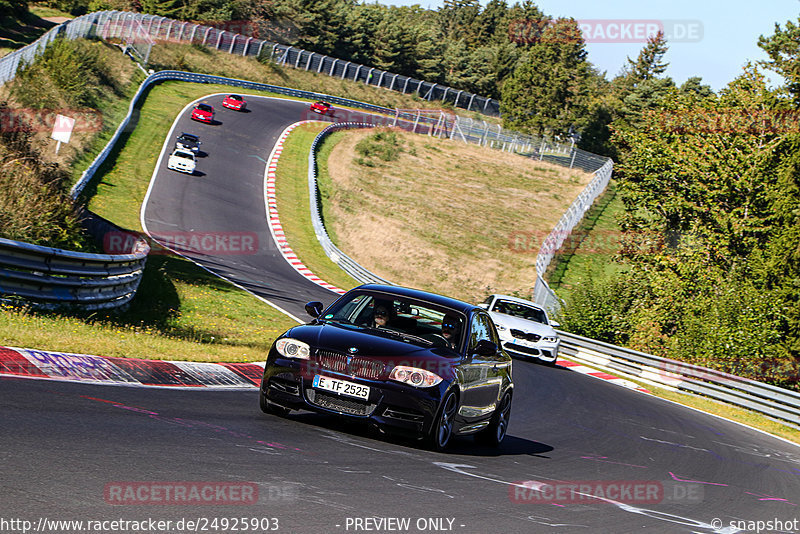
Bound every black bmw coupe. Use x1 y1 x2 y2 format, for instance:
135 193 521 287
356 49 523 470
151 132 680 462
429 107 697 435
259 284 513 451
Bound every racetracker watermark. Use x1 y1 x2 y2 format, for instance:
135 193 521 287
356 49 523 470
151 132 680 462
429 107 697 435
103 231 259 256
508 229 625 256
510 480 704 504
104 482 258 505
654 108 800 135
0 108 102 133
509 19 703 44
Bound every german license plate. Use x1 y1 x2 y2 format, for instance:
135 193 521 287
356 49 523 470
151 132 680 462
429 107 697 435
514 337 538 348
313 375 370 400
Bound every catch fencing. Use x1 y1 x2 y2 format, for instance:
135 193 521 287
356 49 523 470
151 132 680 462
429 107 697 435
559 330 800 428
0 10 499 116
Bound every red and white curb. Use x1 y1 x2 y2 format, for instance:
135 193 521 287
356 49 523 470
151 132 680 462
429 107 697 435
557 358 652 394
264 121 347 295
0 346 264 389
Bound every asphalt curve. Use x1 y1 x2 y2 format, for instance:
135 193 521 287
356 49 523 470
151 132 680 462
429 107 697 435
2 362 799 533
141 94 340 320
2 95 798 533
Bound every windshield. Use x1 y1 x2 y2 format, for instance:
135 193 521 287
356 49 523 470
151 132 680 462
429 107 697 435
322 292 465 351
492 299 548 324
197 104 212 112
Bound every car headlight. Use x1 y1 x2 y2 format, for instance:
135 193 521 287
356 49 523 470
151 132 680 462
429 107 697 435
495 324 507 331
389 366 442 387
542 336 559 343
275 338 311 360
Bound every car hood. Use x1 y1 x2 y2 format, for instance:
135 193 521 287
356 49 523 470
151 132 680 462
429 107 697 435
284 323 459 372
488 312 556 336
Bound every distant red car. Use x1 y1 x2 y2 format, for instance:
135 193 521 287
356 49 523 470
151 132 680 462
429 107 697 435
191 103 215 123
222 94 247 111
310 101 332 115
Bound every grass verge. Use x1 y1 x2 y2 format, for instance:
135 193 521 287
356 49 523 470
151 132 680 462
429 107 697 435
547 180 629 302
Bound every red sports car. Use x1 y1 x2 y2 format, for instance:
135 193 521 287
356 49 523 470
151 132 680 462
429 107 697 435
222 94 247 111
191 103 215 123
310 101 332 115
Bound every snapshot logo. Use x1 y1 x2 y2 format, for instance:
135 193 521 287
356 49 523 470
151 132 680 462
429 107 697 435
510 480 704 505
104 482 257 505
0 108 102 133
508 19 703 44
103 231 259 256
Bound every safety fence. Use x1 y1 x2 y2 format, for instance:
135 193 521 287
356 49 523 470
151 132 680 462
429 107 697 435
559 330 800 427
0 211 149 310
0 10 499 116
307 123 389 285
0 9 612 177
533 159 614 313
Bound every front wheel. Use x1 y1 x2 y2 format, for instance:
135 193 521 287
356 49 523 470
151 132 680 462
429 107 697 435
476 390 512 447
428 390 458 452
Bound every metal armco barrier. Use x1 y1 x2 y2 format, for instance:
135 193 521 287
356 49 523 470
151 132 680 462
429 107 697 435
0 215 149 310
307 123 390 285
558 330 800 427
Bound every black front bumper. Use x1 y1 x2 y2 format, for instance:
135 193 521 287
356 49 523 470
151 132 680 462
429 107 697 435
262 358 446 438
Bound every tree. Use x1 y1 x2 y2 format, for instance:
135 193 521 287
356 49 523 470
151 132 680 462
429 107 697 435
758 18 800 103
500 17 591 136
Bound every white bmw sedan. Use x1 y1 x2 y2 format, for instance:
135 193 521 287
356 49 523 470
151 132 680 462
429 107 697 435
480 294 560 365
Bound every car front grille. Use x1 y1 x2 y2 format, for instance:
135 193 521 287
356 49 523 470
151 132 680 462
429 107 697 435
504 342 541 356
306 389 376 416
315 350 386 380
510 329 541 342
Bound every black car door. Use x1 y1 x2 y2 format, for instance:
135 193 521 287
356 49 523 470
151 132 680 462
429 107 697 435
458 311 505 422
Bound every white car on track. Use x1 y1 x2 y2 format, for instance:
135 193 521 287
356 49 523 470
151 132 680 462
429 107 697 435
167 149 197 174
480 294 561 365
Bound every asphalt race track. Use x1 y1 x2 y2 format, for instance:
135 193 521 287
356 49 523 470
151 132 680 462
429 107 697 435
141 95 339 320
2 94 799 534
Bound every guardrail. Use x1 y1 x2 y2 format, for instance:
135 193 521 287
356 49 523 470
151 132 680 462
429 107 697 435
558 330 800 427
307 123 390 285
0 212 149 310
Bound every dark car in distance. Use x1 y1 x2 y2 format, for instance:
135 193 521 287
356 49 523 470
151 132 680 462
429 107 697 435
259 284 513 451
175 132 201 154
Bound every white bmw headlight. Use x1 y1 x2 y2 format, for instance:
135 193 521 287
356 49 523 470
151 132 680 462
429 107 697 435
275 338 311 360
495 323 507 331
542 336 559 343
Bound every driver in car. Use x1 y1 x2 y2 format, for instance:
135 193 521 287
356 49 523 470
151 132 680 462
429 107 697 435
441 315 461 350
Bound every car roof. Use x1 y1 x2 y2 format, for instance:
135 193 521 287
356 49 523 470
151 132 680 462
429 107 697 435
178 132 198 138
353 284 478 315
489 294 543 308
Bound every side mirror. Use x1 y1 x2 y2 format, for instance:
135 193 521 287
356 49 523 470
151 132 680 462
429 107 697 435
305 301 324 318
550 321 561 328
474 339 498 357
478 303 489 310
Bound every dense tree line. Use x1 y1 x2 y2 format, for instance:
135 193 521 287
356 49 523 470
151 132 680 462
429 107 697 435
560 26 800 389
